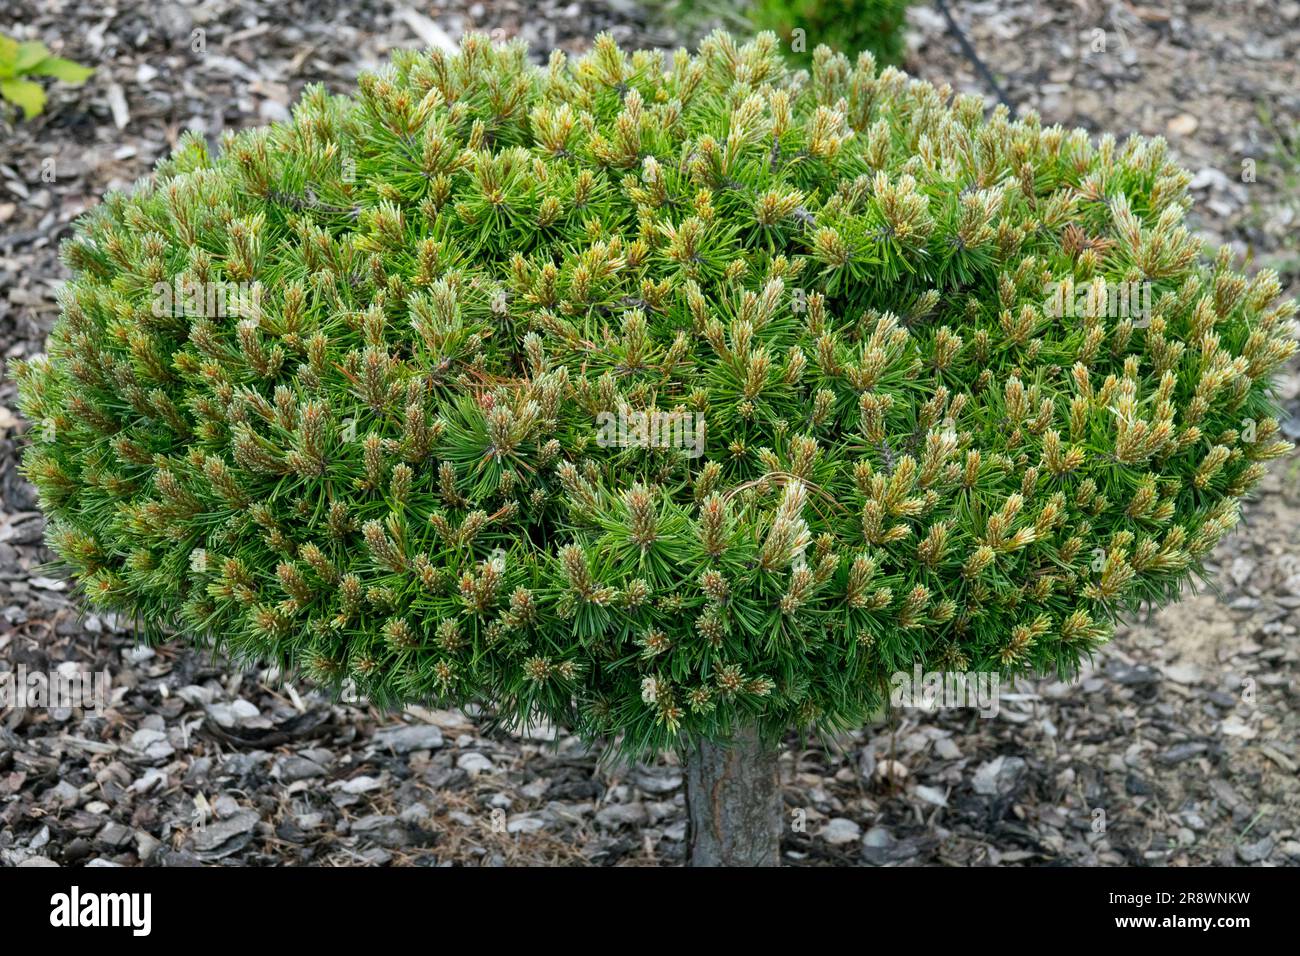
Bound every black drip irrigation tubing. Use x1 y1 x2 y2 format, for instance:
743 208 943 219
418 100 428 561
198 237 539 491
933 0 1015 111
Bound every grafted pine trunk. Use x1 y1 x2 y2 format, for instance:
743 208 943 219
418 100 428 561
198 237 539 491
685 724 781 867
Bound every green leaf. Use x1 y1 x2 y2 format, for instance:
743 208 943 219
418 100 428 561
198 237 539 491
16 41 51 72
0 34 19 79
1 78 47 118
27 56 94 85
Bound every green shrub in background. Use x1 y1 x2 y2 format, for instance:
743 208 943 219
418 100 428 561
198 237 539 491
749 0 912 68
14 32 1298 762
653 0 912 68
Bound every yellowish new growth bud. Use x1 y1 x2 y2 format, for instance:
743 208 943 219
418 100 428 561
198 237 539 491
897 584 930 629
363 518 407 572
1193 444 1230 489
845 554 878 608
625 483 659 547
919 428 957 488
917 520 951 568
963 545 995 579
760 480 811 572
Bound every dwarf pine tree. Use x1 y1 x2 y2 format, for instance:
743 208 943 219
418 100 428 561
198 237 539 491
14 31 1298 863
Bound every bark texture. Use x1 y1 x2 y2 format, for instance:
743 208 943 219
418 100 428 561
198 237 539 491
684 724 781 867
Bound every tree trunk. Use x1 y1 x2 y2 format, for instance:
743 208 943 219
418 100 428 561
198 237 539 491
684 724 781 867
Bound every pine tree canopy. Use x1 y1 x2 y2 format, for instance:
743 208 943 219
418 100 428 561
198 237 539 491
14 31 1298 757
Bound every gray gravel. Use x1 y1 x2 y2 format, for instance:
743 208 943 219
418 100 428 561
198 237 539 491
1 0 1298 866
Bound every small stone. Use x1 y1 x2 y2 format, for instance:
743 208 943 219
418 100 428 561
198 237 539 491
1259 745 1298 773
972 756 1026 796
352 814 399 836
135 831 162 861
97 821 133 848
186 755 224 787
521 779 550 800
336 775 382 795
212 794 241 819
259 99 290 123
456 752 494 775
1158 742 1208 765
191 809 259 854
1210 779 1244 810
507 814 546 834
862 826 894 849
860 826 903 865
372 723 444 753
634 768 683 794
278 756 326 782
131 769 167 795
819 818 861 845
595 802 648 828
46 780 81 808
914 784 948 807
177 684 217 706
933 737 962 760
63 839 93 863
1126 772 1153 795
1219 715 1257 739
128 728 174 761
1228 556 1256 586
399 803 430 825
204 703 239 728
1237 837 1274 863
1109 664 1159 686
230 699 261 723
1161 662 1203 685
523 721 560 742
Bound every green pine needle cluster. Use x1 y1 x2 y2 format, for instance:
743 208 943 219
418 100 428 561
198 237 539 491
14 31 1298 758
